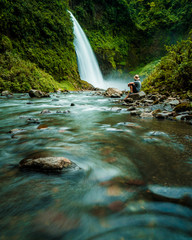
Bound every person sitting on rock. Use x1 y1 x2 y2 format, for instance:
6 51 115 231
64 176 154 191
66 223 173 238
124 74 141 100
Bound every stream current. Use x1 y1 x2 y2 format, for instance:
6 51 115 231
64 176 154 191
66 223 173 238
0 91 192 240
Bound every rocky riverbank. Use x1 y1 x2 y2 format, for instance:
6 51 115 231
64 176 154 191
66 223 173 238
96 88 192 125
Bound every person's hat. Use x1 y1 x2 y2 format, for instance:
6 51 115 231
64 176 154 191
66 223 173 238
134 74 139 79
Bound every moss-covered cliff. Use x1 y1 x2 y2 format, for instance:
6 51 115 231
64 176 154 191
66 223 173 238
0 0 82 92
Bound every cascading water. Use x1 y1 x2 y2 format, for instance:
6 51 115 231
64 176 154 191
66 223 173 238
69 11 105 89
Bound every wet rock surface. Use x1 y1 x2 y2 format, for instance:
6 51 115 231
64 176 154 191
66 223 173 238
19 156 73 172
29 89 50 98
104 88 123 98
1 90 13 97
118 91 192 125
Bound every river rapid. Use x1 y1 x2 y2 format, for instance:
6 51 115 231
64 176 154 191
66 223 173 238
0 91 192 240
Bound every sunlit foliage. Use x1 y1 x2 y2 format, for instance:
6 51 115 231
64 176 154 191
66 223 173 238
142 31 192 94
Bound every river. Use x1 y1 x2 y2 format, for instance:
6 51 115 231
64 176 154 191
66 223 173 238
0 91 192 240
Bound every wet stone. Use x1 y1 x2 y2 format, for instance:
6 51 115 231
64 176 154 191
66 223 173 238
37 124 48 129
41 109 51 114
127 106 136 111
27 118 40 124
163 103 173 112
147 131 169 138
168 99 180 105
130 110 143 116
63 110 70 114
9 129 25 135
124 98 134 103
111 94 121 98
1 90 13 97
155 112 171 119
29 89 50 98
129 91 146 100
140 112 153 118
104 88 123 98
175 114 192 121
19 156 73 172
143 99 154 104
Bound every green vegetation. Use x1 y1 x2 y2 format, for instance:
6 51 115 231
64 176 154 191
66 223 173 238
0 48 61 92
142 31 192 94
129 59 161 78
0 0 81 92
71 0 192 74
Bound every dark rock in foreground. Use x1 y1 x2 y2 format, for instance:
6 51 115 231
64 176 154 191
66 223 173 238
29 89 50 98
19 157 72 172
119 91 192 124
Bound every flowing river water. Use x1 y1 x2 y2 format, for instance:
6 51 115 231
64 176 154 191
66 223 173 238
0 91 192 240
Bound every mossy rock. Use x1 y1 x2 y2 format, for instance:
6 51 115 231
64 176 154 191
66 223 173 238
152 109 162 116
174 102 192 113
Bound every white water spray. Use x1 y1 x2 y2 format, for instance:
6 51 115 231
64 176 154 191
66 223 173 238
69 11 104 89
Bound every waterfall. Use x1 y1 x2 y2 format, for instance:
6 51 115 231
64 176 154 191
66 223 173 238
69 11 104 89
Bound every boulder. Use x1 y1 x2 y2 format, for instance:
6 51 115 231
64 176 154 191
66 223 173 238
29 89 50 98
148 94 158 101
129 91 146 100
19 156 72 171
155 112 172 119
175 114 192 121
152 109 162 117
168 99 180 106
127 106 136 111
27 118 40 124
163 103 173 112
104 88 123 98
124 98 134 103
140 112 153 118
9 129 25 134
130 110 143 116
143 99 154 104
41 109 51 114
174 102 192 113
1 90 13 97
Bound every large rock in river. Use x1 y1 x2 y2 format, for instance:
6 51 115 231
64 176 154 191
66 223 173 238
1 90 13 97
29 89 50 98
104 88 123 98
129 91 146 100
19 157 72 172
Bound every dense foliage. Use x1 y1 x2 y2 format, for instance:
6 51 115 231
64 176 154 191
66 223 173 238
0 0 82 92
0 46 61 92
71 0 192 74
142 31 192 95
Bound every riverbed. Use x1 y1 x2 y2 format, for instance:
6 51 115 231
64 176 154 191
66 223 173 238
0 91 192 240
